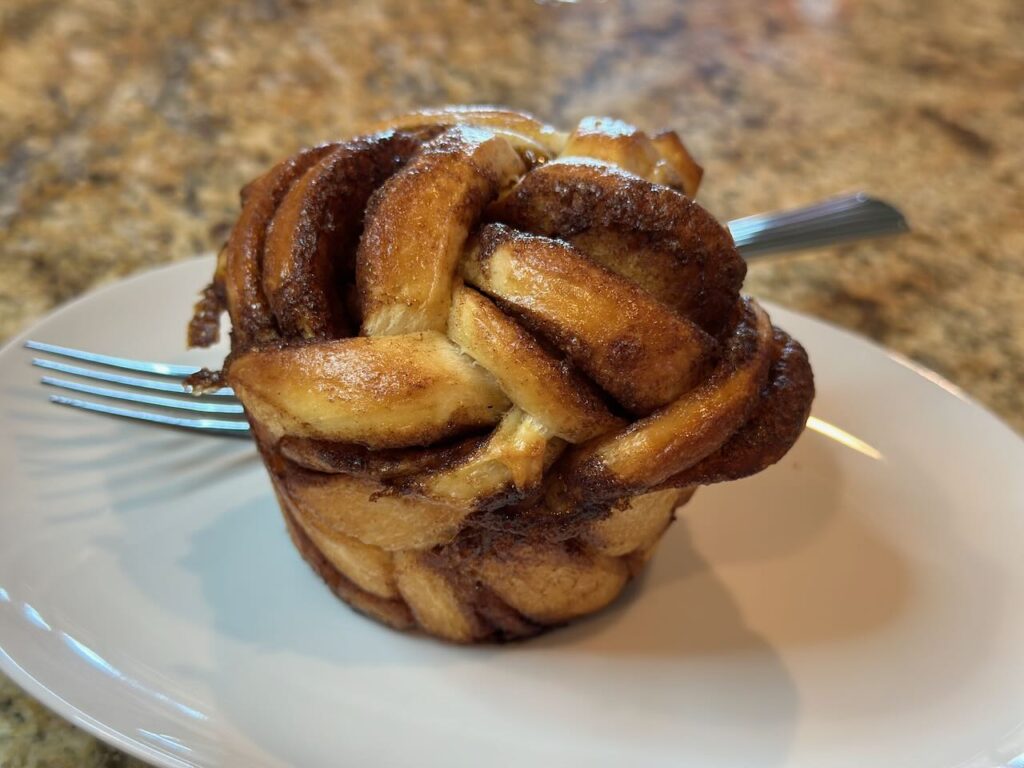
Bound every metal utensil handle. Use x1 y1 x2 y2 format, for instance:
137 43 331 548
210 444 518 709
728 193 909 259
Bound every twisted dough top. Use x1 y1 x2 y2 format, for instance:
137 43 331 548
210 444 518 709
190 106 813 524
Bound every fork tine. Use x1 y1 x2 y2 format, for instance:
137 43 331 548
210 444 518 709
32 358 238 398
49 395 252 436
25 340 201 378
41 377 246 414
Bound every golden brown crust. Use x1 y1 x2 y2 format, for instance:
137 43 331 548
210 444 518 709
560 116 663 179
224 144 337 349
661 329 814 488
278 467 468 550
447 284 621 441
356 126 525 336
193 106 815 643
290 503 399 599
649 130 704 197
227 332 509 448
582 488 683 557
278 433 488 480
262 130 433 340
463 223 716 414
278 456 699 642
461 536 630 625
556 117 702 196
395 407 562 511
370 105 567 158
278 487 415 630
488 159 745 334
558 299 774 498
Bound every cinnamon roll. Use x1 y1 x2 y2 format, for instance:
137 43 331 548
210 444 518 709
189 106 814 643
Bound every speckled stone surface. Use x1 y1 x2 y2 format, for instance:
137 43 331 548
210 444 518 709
1 0 1021 764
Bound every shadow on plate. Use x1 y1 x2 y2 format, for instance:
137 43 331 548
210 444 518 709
528 431 910 656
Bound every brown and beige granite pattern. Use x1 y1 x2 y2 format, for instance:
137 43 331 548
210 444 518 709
1 0 1021 764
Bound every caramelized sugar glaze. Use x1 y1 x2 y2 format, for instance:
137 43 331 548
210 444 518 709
189 107 814 642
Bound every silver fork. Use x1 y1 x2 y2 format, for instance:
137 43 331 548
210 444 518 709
27 342 251 437
26 193 907 437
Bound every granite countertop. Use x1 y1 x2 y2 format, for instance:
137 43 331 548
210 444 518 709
1 0 1021 764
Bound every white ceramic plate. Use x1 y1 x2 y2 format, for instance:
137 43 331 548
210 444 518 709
1 256 1023 768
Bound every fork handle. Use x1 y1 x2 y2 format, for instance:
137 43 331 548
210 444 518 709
728 193 909 259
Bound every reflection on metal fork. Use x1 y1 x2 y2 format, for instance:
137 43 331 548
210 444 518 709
31 357 236 396
26 341 250 437
40 376 244 414
25 192 908 436
24 340 201 377
728 193 908 258
46 396 252 436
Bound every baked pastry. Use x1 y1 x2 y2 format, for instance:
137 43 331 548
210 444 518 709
188 106 814 643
